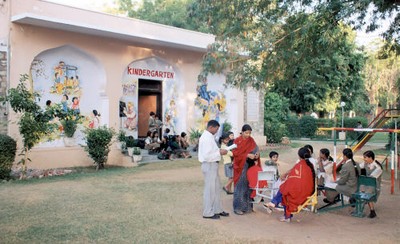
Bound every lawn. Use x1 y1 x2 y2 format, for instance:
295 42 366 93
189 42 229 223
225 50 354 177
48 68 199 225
0 160 233 243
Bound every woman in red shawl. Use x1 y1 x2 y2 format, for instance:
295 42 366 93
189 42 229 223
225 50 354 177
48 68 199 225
264 147 315 222
232 124 261 215
232 124 260 185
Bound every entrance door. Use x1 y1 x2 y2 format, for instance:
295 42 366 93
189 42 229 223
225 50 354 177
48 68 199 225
138 79 162 138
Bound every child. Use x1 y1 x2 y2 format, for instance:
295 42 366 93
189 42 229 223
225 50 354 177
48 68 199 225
265 151 280 179
220 133 234 194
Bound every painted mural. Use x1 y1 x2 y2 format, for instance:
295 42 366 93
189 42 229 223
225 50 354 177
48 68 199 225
30 45 107 147
163 79 178 135
194 76 227 131
119 79 138 137
121 57 182 137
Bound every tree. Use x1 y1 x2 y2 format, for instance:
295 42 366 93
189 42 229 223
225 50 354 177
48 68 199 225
0 74 57 178
190 1 368 113
117 0 209 32
274 0 400 53
364 40 400 114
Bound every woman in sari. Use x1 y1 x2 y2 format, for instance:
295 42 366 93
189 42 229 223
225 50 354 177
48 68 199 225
264 147 315 222
232 124 260 215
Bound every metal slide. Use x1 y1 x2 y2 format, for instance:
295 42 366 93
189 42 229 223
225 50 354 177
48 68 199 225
350 109 400 153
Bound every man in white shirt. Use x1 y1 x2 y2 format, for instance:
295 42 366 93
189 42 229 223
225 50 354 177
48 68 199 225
199 120 229 219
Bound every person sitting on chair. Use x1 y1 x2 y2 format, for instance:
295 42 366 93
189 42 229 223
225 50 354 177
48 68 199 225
324 148 359 204
317 148 334 187
264 147 315 222
360 150 383 218
247 158 267 204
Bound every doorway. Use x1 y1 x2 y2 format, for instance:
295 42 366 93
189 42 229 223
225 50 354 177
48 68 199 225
138 79 162 138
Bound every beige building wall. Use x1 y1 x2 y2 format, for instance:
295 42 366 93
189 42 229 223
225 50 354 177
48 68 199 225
2 0 265 169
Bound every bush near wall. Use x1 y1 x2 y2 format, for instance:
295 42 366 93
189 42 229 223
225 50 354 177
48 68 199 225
0 134 17 179
265 121 287 143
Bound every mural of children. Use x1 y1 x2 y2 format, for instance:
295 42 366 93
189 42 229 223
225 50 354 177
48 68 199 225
61 94 69 112
164 99 177 134
71 96 80 114
89 110 101 129
124 102 137 131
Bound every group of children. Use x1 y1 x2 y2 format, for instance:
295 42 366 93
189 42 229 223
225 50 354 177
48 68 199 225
219 139 383 220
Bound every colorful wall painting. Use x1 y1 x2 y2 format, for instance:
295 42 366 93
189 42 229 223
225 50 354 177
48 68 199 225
119 79 138 137
194 75 228 131
122 57 183 137
30 45 107 147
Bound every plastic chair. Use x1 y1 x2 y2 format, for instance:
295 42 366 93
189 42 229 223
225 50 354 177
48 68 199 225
351 176 377 218
293 182 318 214
251 168 279 203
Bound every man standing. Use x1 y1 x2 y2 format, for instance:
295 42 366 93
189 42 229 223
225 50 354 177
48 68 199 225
199 120 229 219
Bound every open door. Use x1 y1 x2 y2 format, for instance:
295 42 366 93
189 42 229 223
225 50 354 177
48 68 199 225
138 79 162 138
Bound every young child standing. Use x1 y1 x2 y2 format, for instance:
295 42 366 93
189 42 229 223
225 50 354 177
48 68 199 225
220 133 234 195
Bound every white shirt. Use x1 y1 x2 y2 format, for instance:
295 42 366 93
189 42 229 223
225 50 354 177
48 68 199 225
359 161 383 178
198 130 221 163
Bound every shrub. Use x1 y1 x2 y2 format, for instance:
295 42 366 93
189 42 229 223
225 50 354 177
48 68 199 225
264 92 290 142
0 134 17 179
84 126 115 170
285 114 300 138
299 115 317 138
265 121 287 143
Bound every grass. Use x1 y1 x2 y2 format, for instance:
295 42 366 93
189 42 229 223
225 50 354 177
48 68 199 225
0 160 237 244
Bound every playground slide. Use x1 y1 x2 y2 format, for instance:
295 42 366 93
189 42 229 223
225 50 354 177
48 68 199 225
351 109 400 153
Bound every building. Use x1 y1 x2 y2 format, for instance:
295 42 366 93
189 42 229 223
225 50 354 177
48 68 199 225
0 0 265 168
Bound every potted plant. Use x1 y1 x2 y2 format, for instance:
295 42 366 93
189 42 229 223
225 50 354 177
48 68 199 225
83 126 115 170
125 135 137 156
132 146 142 163
189 128 202 152
59 107 82 146
116 129 126 150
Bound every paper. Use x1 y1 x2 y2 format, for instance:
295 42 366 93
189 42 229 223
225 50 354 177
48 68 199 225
324 182 337 189
226 144 237 151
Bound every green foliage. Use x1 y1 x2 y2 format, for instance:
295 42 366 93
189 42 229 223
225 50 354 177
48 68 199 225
117 130 126 142
133 147 141 155
1 74 57 178
285 114 301 138
299 115 318 138
222 121 232 133
84 126 115 170
189 128 202 144
191 1 368 114
125 136 137 148
57 107 84 138
264 92 289 143
118 0 209 32
0 134 17 179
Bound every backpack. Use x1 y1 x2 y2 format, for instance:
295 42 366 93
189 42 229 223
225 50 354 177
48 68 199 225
157 150 170 160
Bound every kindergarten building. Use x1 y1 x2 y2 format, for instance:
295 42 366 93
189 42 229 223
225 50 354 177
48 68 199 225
0 0 265 168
